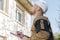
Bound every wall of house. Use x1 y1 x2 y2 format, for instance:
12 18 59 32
0 0 32 40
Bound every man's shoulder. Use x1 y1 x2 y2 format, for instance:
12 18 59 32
33 16 49 24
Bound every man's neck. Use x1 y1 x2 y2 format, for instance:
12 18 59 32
33 13 43 18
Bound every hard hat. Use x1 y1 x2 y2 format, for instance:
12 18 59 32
31 0 48 13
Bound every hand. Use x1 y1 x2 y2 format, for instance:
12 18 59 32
29 7 36 15
16 31 24 38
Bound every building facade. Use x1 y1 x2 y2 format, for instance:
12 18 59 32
0 0 32 40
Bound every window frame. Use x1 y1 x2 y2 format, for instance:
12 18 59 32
15 0 26 25
0 0 9 14
16 7 22 22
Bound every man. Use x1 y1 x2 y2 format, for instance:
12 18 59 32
29 0 54 40
16 0 54 40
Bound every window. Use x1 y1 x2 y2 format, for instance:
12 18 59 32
16 0 25 24
0 0 3 10
0 0 8 12
16 8 21 22
16 7 25 24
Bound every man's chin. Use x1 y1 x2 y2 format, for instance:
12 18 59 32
30 13 34 15
29 12 35 15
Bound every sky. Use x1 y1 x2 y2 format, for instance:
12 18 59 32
29 0 60 34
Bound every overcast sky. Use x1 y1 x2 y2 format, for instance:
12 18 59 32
29 0 60 34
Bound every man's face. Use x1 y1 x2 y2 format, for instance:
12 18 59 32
30 4 42 15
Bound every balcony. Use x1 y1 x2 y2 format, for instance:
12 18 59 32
16 0 32 12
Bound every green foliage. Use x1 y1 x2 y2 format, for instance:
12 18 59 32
54 33 60 40
58 38 60 40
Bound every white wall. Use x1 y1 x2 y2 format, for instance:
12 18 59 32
0 0 20 40
24 11 32 37
0 0 32 40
